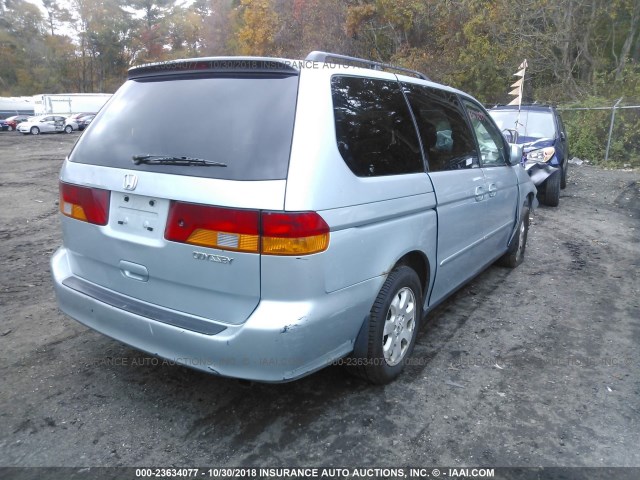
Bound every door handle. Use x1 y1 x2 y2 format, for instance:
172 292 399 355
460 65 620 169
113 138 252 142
488 183 497 197
475 186 485 201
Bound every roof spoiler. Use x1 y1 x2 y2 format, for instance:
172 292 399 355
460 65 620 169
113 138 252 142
128 57 300 79
305 51 429 81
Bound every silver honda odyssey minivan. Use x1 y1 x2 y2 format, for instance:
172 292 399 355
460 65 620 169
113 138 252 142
51 52 536 384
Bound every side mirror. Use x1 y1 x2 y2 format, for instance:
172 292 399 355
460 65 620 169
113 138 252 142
508 144 523 166
502 128 517 144
560 131 566 141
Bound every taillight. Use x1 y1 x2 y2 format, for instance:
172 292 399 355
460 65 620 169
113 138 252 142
165 202 260 253
164 202 329 256
261 211 329 255
59 182 110 225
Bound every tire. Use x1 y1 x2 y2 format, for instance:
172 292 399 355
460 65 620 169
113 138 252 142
560 159 568 189
497 202 530 268
64 125 73 134
541 170 560 207
349 265 422 384
30 126 40 135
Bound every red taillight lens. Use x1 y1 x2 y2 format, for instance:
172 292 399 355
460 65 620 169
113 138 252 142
59 182 110 225
261 212 329 238
163 202 330 256
261 211 329 255
165 202 260 253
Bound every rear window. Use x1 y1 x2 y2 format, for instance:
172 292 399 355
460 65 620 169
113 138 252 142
490 109 556 140
69 74 299 180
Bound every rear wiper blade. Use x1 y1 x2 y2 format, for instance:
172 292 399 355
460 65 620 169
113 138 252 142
132 154 226 167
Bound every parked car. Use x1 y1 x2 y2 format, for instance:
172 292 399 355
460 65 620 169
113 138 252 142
489 104 569 207
4 115 31 131
51 52 537 384
18 115 66 135
64 112 95 133
76 114 95 130
0 119 8 131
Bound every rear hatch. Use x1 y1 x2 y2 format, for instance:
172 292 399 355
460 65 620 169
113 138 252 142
60 60 300 325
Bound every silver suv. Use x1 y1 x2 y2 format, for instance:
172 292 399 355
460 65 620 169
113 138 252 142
51 52 536 384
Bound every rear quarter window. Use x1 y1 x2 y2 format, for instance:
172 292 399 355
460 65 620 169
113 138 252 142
331 75 423 177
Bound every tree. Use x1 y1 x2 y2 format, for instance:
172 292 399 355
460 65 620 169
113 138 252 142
199 0 236 56
0 0 47 94
70 0 134 92
272 0 352 58
611 0 640 80
129 0 173 63
167 3 208 57
42 0 72 36
236 0 278 55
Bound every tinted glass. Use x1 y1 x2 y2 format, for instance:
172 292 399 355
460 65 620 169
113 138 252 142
331 76 423 177
464 101 507 167
69 74 299 180
402 83 478 172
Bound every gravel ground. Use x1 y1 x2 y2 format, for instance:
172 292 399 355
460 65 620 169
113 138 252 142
0 132 639 469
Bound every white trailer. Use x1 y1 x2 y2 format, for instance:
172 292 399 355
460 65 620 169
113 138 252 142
0 97 35 118
32 93 112 116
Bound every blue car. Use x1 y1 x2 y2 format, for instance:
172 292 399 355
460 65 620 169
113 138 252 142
0 119 9 131
489 104 569 207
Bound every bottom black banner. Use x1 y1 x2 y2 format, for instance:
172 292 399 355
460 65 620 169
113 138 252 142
1 467 638 480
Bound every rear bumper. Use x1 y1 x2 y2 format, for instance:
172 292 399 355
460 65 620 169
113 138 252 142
51 247 380 382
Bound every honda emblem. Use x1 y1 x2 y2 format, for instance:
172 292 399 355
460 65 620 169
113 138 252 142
123 174 138 191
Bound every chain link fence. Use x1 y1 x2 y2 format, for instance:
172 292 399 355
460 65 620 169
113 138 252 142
558 100 640 167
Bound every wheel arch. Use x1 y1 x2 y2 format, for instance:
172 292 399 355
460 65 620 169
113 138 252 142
352 250 430 361
395 250 430 298
526 191 535 207
507 192 535 251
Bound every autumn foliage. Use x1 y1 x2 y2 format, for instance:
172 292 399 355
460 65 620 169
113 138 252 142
0 0 638 106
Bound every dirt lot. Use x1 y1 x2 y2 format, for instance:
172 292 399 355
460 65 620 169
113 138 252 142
0 131 639 469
